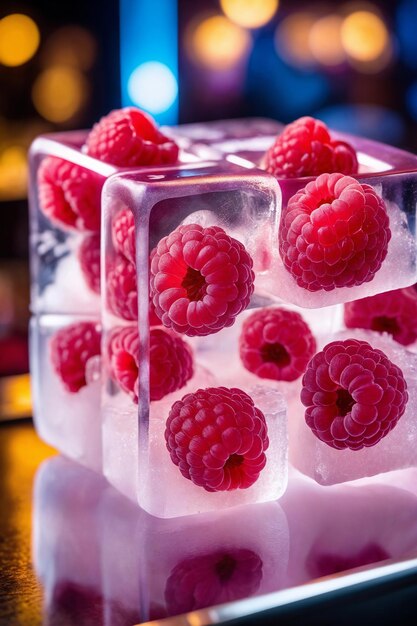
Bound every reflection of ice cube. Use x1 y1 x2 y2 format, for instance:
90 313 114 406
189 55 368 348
290 329 417 484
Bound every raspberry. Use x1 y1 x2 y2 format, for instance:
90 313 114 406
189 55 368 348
106 254 138 320
37 156 103 231
300 339 408 450
84 106 179 167
150 224 255 337
308 544 389 579
264 117 358 179
78 233 101 294
50 321 101 393
279 173 391 292
108 326 193 402
239 307 316 382
111 206 136 264
165 387 269 491
345 288 417 347
165 548 262 614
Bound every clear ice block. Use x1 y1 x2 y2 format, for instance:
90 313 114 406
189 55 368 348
290 329 417 484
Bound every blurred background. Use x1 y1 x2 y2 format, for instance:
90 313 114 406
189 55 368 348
1 0 417 417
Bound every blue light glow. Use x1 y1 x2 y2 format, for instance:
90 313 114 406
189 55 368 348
406 82 417 121
120 0 178 124
397 0 417 68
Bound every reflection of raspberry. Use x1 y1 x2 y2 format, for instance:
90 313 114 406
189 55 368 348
264 117 358 178
165 387 269 491
344 288 417 346
150 224 254 337
165 549 263 614
38 156 103 231
301 339 408 450
78 233 101 294
50 321 101 393
111 207 136 264
279 173 391 292
85 107 179 167
106 254 138 320
108 326 193 402
239 308 316 381
308 544 389 579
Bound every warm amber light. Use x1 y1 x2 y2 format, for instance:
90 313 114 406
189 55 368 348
189 15 251 70
41 26 97 70
220 0 279 29
0 374 31 420
0 146 28 200
32 66 88 123
341 10 389 62
275 12 316 66
309 15 345 66
0 14 40 67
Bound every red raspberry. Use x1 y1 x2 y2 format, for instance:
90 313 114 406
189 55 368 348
111 206 136 264
264 117 358 179
108 326 193 402
150 224 255 337
345 287 417 347
50 321 101 393
300 338 408 451
279 173 391 292
37 156 103 231
84 106 179 167
106 254 138 320
239 307 316 382
78 233 101 294
165 548 262 614
165 387 269 491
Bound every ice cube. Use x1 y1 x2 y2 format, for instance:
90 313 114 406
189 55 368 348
290 329 417 484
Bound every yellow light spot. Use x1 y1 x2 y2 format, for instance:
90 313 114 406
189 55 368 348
341 10 389 62
32 66 88 123
0 146 28 200
188 15 251 70
41 26 97 70
275 12 316 67
309 15 345 66
220 0 279 29
0 14 40 67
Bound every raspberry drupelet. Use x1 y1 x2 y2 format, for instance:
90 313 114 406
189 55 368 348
78 233 101 294
279 173 391 292
106 254 138 320
150 224 255 337
165 549 262 614
107 326 193 403
301 339 408 451
111 206 136 265
264 116 358 179
165 387 269 492
38 156 103 231
344 287 417 346
239 307 316 382
84 107 179 167
50 321 101 393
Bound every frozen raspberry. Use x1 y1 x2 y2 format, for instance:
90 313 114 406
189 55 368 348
264 117 358 179
279 173 391 292
239 307 316 382
165 548 262 614
111 206 136 264
38 156 103 231
108 326 193 402
78 233 101 294
165 387 269 491
301 338 408 451
150 224 255 337
50 321 101 393
106 254 137 320
344 288 417 347
84 106 179 167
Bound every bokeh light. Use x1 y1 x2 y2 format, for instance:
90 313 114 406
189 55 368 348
274 13 316 67
187 15 251 70
309 15 345 66
41 26 97 70
406 82 417 122
341 10 389 63
32 66 88 123
220 0 279 29
316 104 404 144
0 14 40 67
0 146 28 200
127 61 178 114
